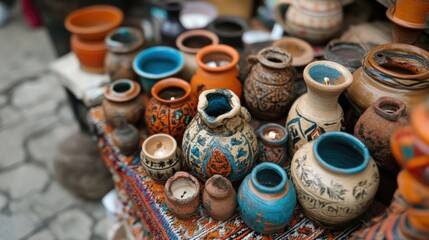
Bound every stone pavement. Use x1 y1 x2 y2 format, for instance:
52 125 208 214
0 5 113 240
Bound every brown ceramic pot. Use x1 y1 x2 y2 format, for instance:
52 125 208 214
256 123 289 166
202 174 237 221
190 44 242 98
112 118 140 156
271 37 314 67
244 46 295 120
164 171 200 219
71 35 107 73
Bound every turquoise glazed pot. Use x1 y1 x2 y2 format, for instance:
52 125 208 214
133 46 184 95
237 162 297 234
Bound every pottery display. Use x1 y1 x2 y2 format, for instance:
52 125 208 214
237 162 297 234
141 134 182 182
323 41 366 73
190 44 242 98
102 79 144 127
207 16 248 48
256 123 288 166
160 1 186 47
133 46 184 96
164 171 200 218
272 37 314 67
70 35 107 73
274 0 343 43
207 0 254 19
145 78 197 144
202 175 237 221
291 132 379 229
244 46 295 120
112 118 140 156
182 89 258 182
176 30 219 81
180 1 218 30
347 43 429 115
286 60 353 156
105 27 144 81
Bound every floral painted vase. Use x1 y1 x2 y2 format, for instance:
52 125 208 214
182 89 258 182
291 132 379 229
237 162 297 234
256 123 289 166
203 174 237 221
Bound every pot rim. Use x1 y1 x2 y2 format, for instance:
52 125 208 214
195 44 239 73
251 162 288 194
176 30 219 54
303 60 353 93
204 174 232 199
208 15 247 37
133 46 184 79
272 37 314 67
104 79 140 102
374 96 406 122
198 89 241 127
257 123 288 145
165 171 200 204
151 78 192 104
105 27 144 53
386 5 427 29
256 47 292 69
142 133 177 160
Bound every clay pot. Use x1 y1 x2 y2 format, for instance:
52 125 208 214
112 119 140 156
71 34 107 73
145 78 197 144
323 41 366 73
256 123 289 166
291 132 379 229
190 44 242 98
286 60 353 156
202 175 237 221
182 89 258 182
244 46 295 120
180 1 218 30
102 80 144 127
237 162 297 234
105 27 144 81
164 171 200 219
207 0 254 20
141 134 182 182
176 30 219 81
272 37 314 67
160 1 186 47
207 16 248 48
347 43 429 115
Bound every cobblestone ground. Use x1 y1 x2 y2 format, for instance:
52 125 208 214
0 6 113 240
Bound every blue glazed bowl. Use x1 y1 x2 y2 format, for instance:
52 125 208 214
133 46 184 95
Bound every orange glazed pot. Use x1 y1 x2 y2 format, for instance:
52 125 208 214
190 44 242 98
71 34 107 73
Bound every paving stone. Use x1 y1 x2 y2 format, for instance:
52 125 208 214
0 212 39 240
49 209 93 240
0 126 26 170
58 104 76 124
0 194 7 210
28 229 55 240
94 218 115 239
0 95 7 106
21 100 59 121
0 106 23 129
81 200 107 221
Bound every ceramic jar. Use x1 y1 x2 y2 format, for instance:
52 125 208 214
286 61 353 156
203 175 237 221
112 119 140 156
291 132 379 229
141 134 182 182
244 46 295 120
160 1 186 47
105 27 144 81
145 78 197 144
164 171 200 218
237 162 297 234
102 80 144 127
274 0 343 43
190 44 242 98
207 16 248 48
348 44 429 115
70 35 107 73
133 46 184 96
323 41 366 73
272 37 314 67
176 30 219 81
256 123 288 166
182 89 258 182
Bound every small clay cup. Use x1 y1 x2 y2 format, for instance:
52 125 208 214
203 175 237 221
272 37 314 67
71 34 107 73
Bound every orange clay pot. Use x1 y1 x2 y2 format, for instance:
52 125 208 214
71 34 107 73
190 44 242 98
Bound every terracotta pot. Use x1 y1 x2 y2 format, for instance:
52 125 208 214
190 44 242 98
112 119 140 156
347 43 429 115
202 175 237 221
164 171 200 219
105 27 144 81
160 1 186 47
141 134 182 182
272 37 314 67
207 0 254 19
145 78 197 144
386 0 429 29
102 80 144 127
323 41 366 73
244 46 295 120
71 34 107 73
176 30 219 81
256 123 289 166
286 60 353 156
207 16 248 48
291 132 379 229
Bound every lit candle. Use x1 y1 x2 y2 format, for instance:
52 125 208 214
171 178 197 200
324 77 330 85
263 129 282 141
170 97 175 101
268 131 277 140
153 142 169 157
158 87 186 101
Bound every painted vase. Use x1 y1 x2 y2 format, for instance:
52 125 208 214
202 174 237 221
112 118 140 156
207 16 248 48
145 78 197 144
244 46 295 120
286 60 353 156
102 80 144 128
105 27 144 81
160 1 186 47
182 89 258 182
237 162 297 234
141 134 182 182
190 44 242 98
256 123 288 166
291 132 379 229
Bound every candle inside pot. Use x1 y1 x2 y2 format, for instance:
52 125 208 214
153 142 170 158
263 128 284 141
309 64 346 86
171 178 197 200
158 87 186 101
206 60 231 68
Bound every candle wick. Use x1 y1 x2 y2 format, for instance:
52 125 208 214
170 97 175 101
324 77 330 85
181 191 187 198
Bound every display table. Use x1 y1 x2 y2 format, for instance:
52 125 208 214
89 106 386 239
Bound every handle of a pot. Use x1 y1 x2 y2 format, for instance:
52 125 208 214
246 55 258 72
274 0 294 32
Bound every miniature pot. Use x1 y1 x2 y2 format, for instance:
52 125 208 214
207 16 248 48
112 118 140 156
71 34 107 73
203 175 237 221
160 1 186 47
323 41 366 73
180 1 218 30
272 37 314 67
256 123 288 166
164 171 200 218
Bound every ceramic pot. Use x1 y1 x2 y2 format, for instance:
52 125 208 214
164 171 200 218
141 134 182 182
133 46 184 96
180 1 218 30
323 41 366 73
274 0 343 43
347 43 429 115
202 174 237 221
160 1 186 47
112 119 140 156
182 89 258 182
102 79 144 127
190 44 242 98
272 37 314 67
105 27 144 81
71 34 107 73
256 123 288 166
176 30 219 81
145 78 197 144
286 61 353 156
207 16 248 48
244 46 295 120
207 0 254 19
291 132 379 229
237 162 296 234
